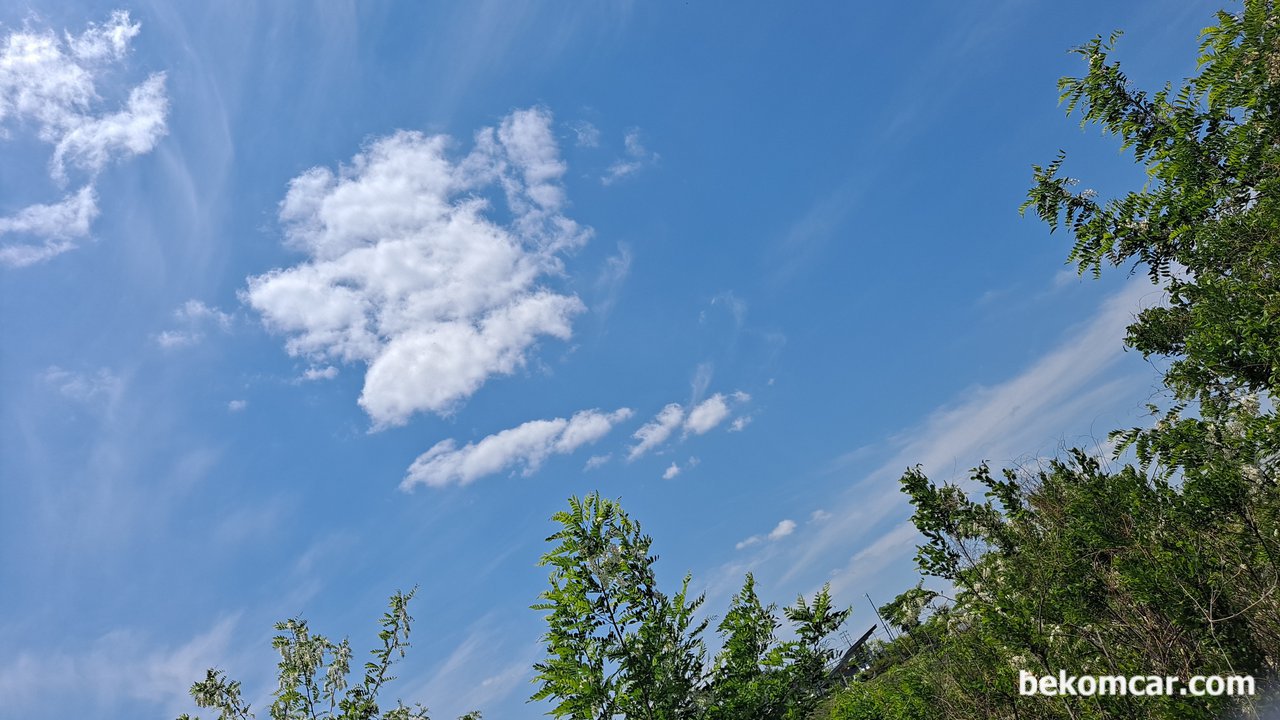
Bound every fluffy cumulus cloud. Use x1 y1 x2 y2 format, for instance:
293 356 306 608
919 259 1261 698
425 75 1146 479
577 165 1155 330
736 518 797 551
627 391 751 459
0 11 168 266
403 407 632 489
684 392 749 435
246 108 592 428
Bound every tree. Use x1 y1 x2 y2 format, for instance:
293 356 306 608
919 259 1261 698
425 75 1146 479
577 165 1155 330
177 589 480 720
825 3 1280 717
705 576 851 720
1022 0 1280 668
1022 0 1280 508
532 493 707 720
781 584 852 711
705 574 783 720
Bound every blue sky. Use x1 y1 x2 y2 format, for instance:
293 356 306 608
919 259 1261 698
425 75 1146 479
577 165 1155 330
0 2 1217 717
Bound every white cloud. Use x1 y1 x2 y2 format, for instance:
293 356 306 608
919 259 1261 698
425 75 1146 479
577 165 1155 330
0 617 237 717
710 291 748 328
690 362 714 402
684 391 750 435
809 509 832 523
736 518 798 550
685 394 731 435
0 187 97 266
826 521 921 603
627 403 685 460
779 279 1163 592
403 407 632 489
41 366 121 405
593 242 632 316
0 11 168 266
227 399 247 412
662 462 680 480
769 183 858 286
402 619 538 719
245 107 591 428
176 300 232 329
627 391 751 458
155 300 233 348
601 128 658 185
154 331 195 349
1052 267 1081 290
301 365 339 381
729 416 752 432
583 453 611 470
50 73 167 181
768 519 797 540
570 120 600 147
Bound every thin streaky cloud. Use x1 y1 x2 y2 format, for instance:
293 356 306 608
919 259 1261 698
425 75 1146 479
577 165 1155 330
601 128 658 185
777 279 1161 589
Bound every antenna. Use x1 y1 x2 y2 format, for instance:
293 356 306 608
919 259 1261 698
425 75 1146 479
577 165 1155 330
866 592 896 643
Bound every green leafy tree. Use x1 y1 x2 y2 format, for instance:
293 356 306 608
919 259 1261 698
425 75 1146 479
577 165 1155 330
705 574 785 720
1022 0 1280 520
703 576 852 720
824 3 1280 718
177 589 480 720
781 584 852 710
532 493 707 720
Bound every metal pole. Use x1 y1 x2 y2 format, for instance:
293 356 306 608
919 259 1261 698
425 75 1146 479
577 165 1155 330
866 592 896 643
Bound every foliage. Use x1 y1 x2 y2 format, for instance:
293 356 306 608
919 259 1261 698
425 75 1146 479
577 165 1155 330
531 493 709 720
825 2 1280 718
1021 0 1280 494
704 576 851 720
532 496 853 720
177 589 480 720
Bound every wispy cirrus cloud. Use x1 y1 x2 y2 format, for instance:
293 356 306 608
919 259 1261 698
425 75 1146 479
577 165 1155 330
300 365 339 382
601 128 658 185
0 11 168 266
592 242 632 317
776 279 1162 597
154 300 233 349
570 120 600 148
246 107 591 428
403 407 633 489
402 617 539 719
0 616 238 718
